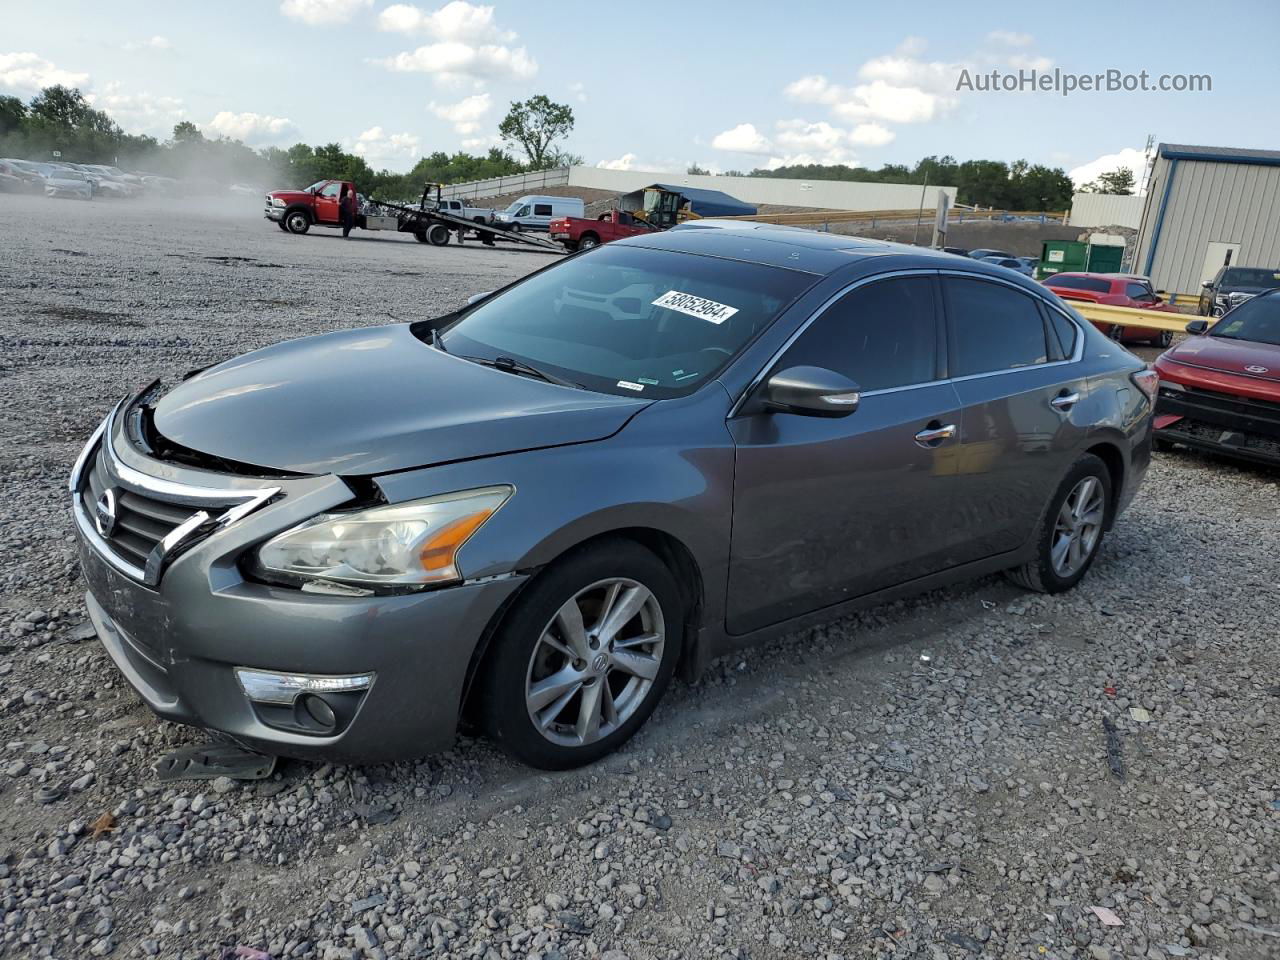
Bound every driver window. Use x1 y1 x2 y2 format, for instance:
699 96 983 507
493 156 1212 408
320 182 343 198
780 276 940 392
516 205 530 217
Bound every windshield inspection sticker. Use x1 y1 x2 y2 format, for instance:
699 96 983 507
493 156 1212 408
616 380 645 391
652 290 739 324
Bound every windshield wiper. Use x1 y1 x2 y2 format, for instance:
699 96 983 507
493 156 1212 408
460 354 582 389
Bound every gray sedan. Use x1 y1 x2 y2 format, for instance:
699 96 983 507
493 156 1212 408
71 222 1155 769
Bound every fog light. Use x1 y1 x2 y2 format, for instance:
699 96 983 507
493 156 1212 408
300 693 337 730
235 668 374 705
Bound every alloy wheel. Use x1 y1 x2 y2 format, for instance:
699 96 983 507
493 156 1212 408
1051 476 1105 578
524 577 665 747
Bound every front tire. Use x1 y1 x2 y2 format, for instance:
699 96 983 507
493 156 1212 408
1005 453 1112 594
284 210 310 234
480 540 683 769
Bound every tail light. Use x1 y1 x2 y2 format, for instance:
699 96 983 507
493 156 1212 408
1131 368 1159 404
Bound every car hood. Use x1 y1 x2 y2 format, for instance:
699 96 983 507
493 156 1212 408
151 324 651 476
1167 335 1280 382
267 189 312 202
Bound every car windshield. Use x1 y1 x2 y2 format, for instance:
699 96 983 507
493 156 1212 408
437 245 814 398
304 180 327 192
1211 294 1280 346
1222 267 1280 288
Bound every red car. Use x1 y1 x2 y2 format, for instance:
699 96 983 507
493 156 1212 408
1153 289 1280 466
1041 273 1179 347
549 209 655 252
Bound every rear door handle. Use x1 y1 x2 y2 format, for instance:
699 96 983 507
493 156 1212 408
914 423 956 447
1050 391 1080 411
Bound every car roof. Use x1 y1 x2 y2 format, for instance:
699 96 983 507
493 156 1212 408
617 219 976 276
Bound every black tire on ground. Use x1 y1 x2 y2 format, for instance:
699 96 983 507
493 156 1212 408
1152 330 1173 348
277 220 289 232
479 539 684 770
428 224 450 246
1153 436 1174 453
414 230 429 244
509 222 522 233
1005 452 1113 595
284 209 310 235
1107 324 1124 342
578 233 600 250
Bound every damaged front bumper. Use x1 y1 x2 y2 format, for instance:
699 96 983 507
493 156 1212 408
70 400 526 762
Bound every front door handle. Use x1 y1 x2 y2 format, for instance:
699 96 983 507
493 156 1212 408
1050 391 1081 411
914 423 956 447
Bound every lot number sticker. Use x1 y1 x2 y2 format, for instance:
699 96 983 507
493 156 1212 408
652 290 739 324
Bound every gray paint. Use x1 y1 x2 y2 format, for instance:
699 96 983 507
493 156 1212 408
71 227 1152 763
1134 145 1280 294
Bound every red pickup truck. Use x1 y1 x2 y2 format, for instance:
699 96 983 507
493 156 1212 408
549 209 656 252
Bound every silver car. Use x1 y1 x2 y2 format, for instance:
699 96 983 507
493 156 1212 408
71 223 1155 769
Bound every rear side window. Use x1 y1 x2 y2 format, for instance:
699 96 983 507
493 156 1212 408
945 277 1049 376
1125 282 1154 301
1046 306 1079 358
534 203 553 216
780 276 939 392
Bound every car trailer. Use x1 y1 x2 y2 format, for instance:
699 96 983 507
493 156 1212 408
365 184 564 253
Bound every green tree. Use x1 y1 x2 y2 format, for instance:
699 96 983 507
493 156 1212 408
0 95 26 135
687 162 710 175
171 120 205 144
1081 167 1135 195
498 94 574 169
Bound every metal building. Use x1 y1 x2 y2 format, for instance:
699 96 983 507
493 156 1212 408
1133 143 1280 295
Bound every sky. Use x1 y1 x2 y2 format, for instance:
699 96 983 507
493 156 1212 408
4 0 1279 189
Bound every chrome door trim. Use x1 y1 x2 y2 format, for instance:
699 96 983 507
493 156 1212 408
729 267 1086 418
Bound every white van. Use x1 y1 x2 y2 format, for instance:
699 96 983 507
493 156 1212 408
496 195 585 232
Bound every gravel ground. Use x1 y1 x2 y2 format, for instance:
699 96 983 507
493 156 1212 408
1 194 1278 960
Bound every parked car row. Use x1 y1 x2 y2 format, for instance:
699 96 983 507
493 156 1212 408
0 156 186 200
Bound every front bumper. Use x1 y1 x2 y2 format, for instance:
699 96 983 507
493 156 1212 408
1155 382 1280 466
72 406 526 762
264 206 284 222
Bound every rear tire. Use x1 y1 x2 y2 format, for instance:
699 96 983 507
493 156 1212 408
284 210 310 235
1152 330 1173 348
414 230 429 244
578 233 600 250
479 540 683 770
1005 453 1112 594
428 224 450 246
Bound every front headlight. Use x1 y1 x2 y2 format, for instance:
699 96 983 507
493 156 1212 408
256 486 512 589
272 197 286 207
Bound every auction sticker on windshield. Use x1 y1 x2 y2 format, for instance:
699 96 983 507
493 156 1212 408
652 290 739 324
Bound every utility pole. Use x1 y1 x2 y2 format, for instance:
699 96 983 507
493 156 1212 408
912 173 929 245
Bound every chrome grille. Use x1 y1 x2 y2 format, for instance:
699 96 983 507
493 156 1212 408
80 445 201 570
70 405 281 587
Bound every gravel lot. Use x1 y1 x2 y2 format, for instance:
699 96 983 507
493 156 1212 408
1 194 1278 960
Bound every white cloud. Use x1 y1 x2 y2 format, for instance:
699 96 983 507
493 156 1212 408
124 36 172 52
349 125 422 167
376 41 536 83
987 30 1033 46
375 2 532 85
711 123 773 154
89 83 185 134
712 118 890 168
0 52 90 94
205 111 298 145
787 73 953 125
597 153 639 171
569 81 587 103
377 1 513 41
1068 147 1149 191
428 92 491 134
280 0 372 26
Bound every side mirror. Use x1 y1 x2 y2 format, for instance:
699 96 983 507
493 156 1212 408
467 290 494 306
1201 280 1213 290
1185 319 1209 335
762 366 861 417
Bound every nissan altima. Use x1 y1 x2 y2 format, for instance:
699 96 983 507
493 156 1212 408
71 222 1155 769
